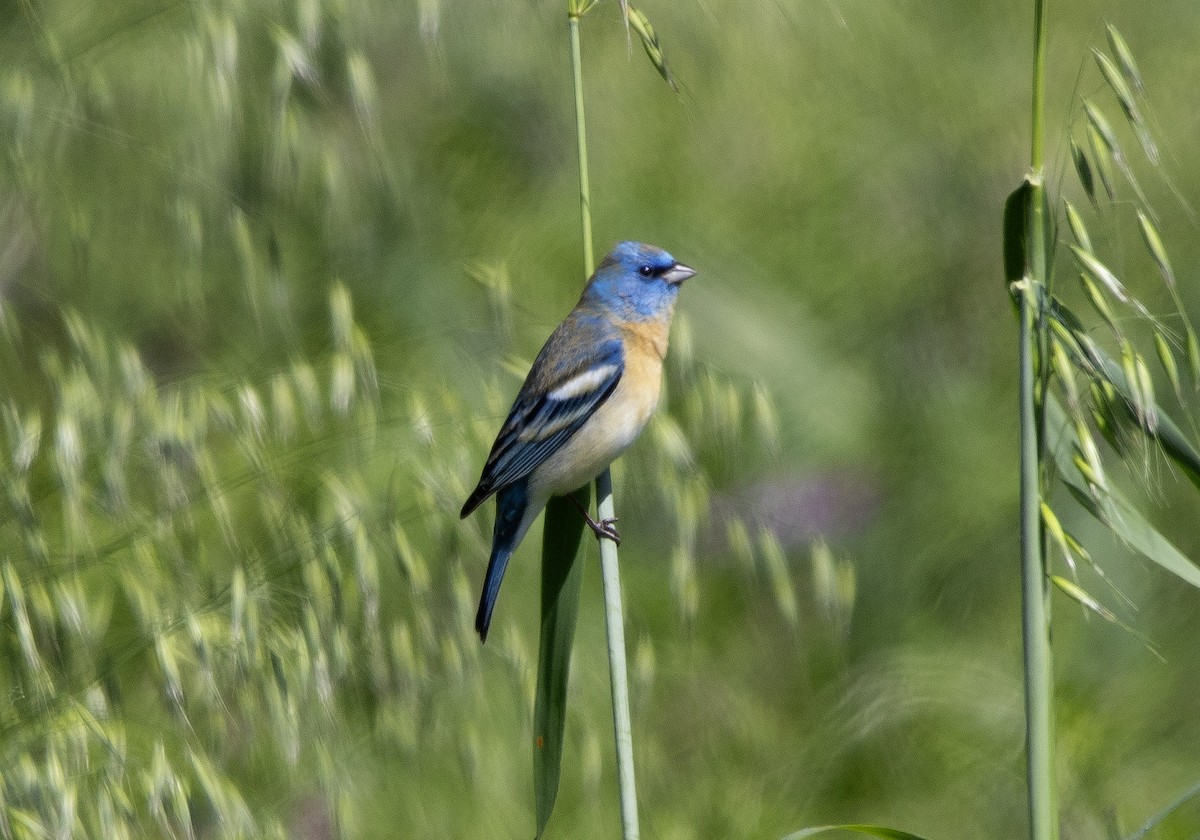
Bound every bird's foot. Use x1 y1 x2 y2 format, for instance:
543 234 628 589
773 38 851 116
585 515 622 546
569 492 622 545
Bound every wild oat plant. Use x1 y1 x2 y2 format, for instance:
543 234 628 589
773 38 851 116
1009 18 1200 840
0 271 789 838
0 3 802 836
1029 27 1200 642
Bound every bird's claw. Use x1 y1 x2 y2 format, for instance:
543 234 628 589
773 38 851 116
568 492 622 545
587 515 621 546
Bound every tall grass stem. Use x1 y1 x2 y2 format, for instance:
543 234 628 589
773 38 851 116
1019 288 1056 840
569 12 595 276
1021 1 1058 839
596 468 640 840
568 8 640 838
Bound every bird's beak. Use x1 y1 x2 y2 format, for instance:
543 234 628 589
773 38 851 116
662 262 696 286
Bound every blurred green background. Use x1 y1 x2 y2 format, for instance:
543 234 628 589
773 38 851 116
2 0 1200 837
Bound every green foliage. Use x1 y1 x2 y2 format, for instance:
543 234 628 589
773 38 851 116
1037 27 1200 605
1014 19 1200 840
534 492 589 838
782 827 934 840
0 291 389 837
1 1 1200 838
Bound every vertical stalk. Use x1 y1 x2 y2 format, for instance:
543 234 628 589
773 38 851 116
1020 1 1057 840
1019 289 1055 840
568 11 595 276
595 470 639 840
568 7 640 839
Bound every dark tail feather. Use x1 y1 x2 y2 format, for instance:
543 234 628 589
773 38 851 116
474 482 529 642
475 543 513 642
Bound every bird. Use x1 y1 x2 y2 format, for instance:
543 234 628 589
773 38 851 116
461 241 695 641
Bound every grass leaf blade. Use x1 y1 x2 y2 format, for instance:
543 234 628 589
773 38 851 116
1047 397 1200 589
781 825 936 840
533 490 590 838
1127 778 1200 840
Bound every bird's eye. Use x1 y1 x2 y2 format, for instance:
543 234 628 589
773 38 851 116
638 265 654 277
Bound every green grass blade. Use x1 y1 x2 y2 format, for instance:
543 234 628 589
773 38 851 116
781 825 936 840
1047 398 1200 590
1127 778 1200 840
1099 486 1200 589
533 489 590 838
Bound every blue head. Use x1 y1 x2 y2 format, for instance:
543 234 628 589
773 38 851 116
582 241 695 321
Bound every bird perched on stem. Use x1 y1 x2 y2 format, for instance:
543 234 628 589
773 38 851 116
461 241 695 641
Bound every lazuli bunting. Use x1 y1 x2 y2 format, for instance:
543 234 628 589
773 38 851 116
461 241 695 641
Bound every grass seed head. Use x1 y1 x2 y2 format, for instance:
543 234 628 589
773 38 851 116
1084 102 1122 159
330 353 355 415
1134 353 1157 433
725 517 755 575
1093 49 1140 126
1064 200 1092 252
329 283 354 351
626 4 678 92
1136 210 1175 287
1086 123 1118 199
1078 273 1117 332
1106 25 1145 95
1071 245 1128 303
1069 139 1095 204
1153 331 1182 400
1187 331 1200 390
669 543 698 623
757 527 797 628
1120 341 1144 429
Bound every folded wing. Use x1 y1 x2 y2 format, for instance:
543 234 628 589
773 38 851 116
461 312 624 517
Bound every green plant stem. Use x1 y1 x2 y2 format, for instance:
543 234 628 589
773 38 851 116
1019 286 1056 840
1030 0 1046 186
595 469 639 840
568 9 640 839
1021 1 1058 840
569 11 595 276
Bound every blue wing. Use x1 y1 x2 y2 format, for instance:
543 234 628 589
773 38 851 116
461 311 624 517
